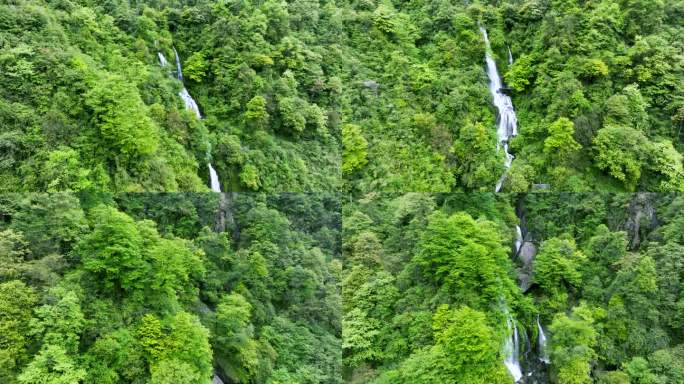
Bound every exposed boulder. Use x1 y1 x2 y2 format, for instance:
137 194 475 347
518 241 537 266
623 192 658 250
362 80 379 90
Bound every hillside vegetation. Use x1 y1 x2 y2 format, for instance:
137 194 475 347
0 193 341 384
1 1 682 192
343 193 684 383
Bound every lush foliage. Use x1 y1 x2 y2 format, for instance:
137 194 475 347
3 0 682 192
0 192 341 383
343 193 684 383
498 0 684 192
0 0 340 192
343 0 684 193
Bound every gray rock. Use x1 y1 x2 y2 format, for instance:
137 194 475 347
518 241 537 266
518 270 532 293
624 193 657 250
516 241 537 292
362 80 379 90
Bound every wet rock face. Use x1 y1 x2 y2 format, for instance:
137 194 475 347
362 80 379 90
518 242 537 265
517 241 537 292
531 184 550 190
624 193 658 250
518 271 533 293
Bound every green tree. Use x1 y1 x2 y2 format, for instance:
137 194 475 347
593 125 649 190
277 96 307 134
25 147 93 192
544 117 581 165
18 345 86 384
415 212 516 307
244 95 269 130
645 140 684 191
144 312 213 383
0 280 37 382
184 52 208 83
213 293 260 382
85 74 159 162
10 193 87 258
0 229 29 282
342 124 368 174
505 54 535 92
76 205 147 295
549 304 597 384
30 290 84 353
451 121 500 191
535 237 585 313
373 305 510 384
150 359 204 384
147 236 205 309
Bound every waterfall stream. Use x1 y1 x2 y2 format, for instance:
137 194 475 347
480 27 519 192
159 49 222 193
158 52 169 67
504 311 523 382
537 315 550 364
514 225 523 257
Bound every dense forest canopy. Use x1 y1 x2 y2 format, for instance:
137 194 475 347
3 0 684 383
1 0 682 192
0 192 341 384
342 0 684 192
1 0 341 192
343 193 684 383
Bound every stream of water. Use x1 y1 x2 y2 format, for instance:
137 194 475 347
480 27 519 192
159 49 222 193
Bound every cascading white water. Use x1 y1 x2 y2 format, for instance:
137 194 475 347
209 163 221 192
508 46 514 66
480 27 519 192
160 49 222 193
178 87 202 120
213 374 225 384
158 52 169 67
504 311 523 382
537 315 550 364
173 47 184 81
514 225 523 256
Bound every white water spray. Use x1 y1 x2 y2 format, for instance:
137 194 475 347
537 315 550 364
504 311 523 382
178 88 201 120
209 164 221 192
514 225 523 256
158 52 169 67
480 27 519 192
173 47 183 81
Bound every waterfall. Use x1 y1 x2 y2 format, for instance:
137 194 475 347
537 315 550 364
161 48 222 193
173 46 183 81
213 375 225 384
178 88 202 120
504 311 523 382
209 164 221 192
514 225 523 256
480 27 519 192
508 46 514 66
158 52 169 67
